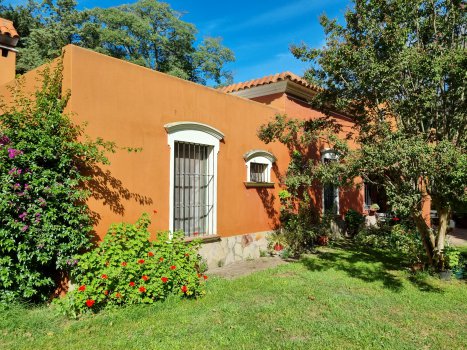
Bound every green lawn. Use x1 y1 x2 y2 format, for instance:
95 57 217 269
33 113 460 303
2 245 466 350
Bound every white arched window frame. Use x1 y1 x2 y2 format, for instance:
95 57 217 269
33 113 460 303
243 150 276 187
321 149 339 214
165 122 224 237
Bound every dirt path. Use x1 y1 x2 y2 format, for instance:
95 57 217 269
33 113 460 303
207 256 287 279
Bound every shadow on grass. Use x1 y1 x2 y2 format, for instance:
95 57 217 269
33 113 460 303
301 242 443 293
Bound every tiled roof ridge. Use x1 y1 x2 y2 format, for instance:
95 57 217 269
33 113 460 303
219 71 322 94
0 18 19 39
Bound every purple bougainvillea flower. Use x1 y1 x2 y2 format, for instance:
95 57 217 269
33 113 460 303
19 212 27 221
13 183 21 190
38 198 46 207
21 225 29 232
7 148 23 159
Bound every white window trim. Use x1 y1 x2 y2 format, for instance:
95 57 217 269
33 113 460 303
321 148 339 214
243 150 276 183
165 122 224 236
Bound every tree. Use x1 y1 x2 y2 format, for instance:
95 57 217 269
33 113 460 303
260 0 466 268
0 0 235 85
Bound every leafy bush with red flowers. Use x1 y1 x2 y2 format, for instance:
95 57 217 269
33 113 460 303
55 214 208 317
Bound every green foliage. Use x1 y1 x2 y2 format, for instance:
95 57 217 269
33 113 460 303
287 0 466 267
444 245 461 270
55 214 207 318
0 63 115 303
0 0 235 85
355 224 425 264
344 209 365 237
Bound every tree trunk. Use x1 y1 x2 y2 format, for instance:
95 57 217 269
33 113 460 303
436 207 451 270
413 213 435 266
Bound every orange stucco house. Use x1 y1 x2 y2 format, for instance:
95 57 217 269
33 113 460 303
0 20 368 267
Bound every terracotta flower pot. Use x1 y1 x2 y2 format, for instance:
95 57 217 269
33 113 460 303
274 243 284 251
317 235 329 246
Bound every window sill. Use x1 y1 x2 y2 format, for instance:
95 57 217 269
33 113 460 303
184 234 221 243
244 182 275 188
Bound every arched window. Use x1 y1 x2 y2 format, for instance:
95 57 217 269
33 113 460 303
321 149 339 214
243 150 276 188
165 122 224 237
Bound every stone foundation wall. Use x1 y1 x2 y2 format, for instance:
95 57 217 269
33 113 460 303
199 231 270 269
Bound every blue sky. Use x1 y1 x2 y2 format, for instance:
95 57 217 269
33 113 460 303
6 0 351 83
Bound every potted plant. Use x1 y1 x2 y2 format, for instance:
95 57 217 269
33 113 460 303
267 231 286 255
440 246 461 280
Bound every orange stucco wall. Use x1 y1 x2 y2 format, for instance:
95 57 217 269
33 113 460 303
61 45 292 239
0 45 366 240
0 49 15 86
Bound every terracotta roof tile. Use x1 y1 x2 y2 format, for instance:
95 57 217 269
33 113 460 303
0 18 19 39
219 71 321 94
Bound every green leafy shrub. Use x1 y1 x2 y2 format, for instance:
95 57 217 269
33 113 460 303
278 192 319 255
344 209 364 237
55 214 207 317
355 223 425 264
0 63 115 304
444 246 461 270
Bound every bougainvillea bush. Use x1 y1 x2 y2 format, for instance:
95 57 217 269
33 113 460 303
55 214 208 317
0 63 115 304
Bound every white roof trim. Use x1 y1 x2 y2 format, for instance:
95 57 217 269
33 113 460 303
164 121 224 140
243 149 277 162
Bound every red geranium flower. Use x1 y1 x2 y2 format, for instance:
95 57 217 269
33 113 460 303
203 275 208 280
85 299 95 308
161 277 168 283
115 292 122 298
78 285 86 292
197 273 202 278
148 252 154 257
170 265 176 270
392 217 400 221
181 285 188 293
159 257 164 262
139 286 146 293
104 290 109 295
185 253 189 257
138 259 145 264
142 275 149 281
101 274 108 279
129 281 135 287
121 262 127 267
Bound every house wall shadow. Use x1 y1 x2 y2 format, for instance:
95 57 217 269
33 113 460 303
83 164 154 243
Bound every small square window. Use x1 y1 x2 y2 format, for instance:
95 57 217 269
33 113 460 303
243 150 276 188
250 162 268 182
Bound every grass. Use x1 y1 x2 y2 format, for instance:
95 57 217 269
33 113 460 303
1 244 466 350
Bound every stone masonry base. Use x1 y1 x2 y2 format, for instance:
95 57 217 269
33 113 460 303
198 231 270 270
